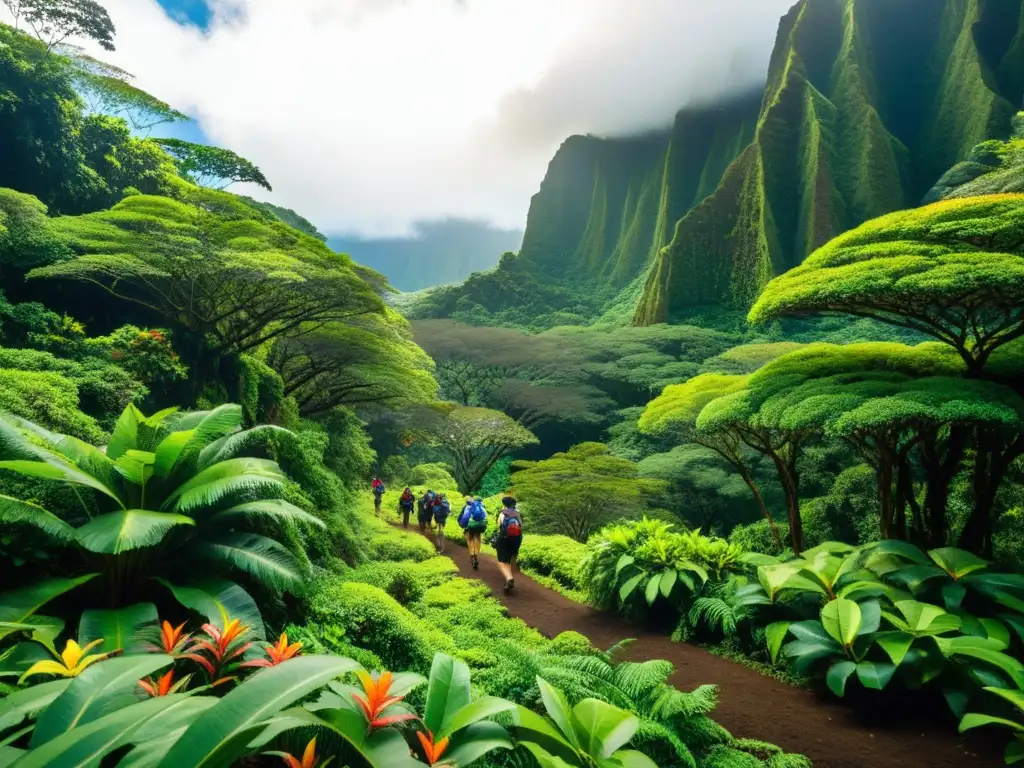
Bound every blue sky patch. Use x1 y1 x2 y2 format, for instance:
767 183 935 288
155 0 213 31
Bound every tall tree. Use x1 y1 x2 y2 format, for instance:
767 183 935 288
9 0 116 51
407 404 538 494
152 138 272 191
510 443 666 542
749 195 1024 376
28 188 383 382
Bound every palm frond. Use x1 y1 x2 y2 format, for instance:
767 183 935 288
0 495 74 542
195 533 304 592
208 499 326 529
53 436 121 492
75 509 194 554
153 405 243 478
0 414 55 461
196 425 294 471
164 458 286 512
106 404 144 459
0 458 125 507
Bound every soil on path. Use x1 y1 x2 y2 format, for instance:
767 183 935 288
418 532 1002 768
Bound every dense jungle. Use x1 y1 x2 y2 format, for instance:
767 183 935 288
2 1 1024 767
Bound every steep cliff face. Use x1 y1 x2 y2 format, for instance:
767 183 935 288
634 0 1024 324
413 0 1024 329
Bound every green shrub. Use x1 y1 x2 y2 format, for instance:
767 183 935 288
728 519 782 555
409 556 459 586
517 534 588 591
548 631 594 656
409 462 457 488
345 562 425 605
303 575 454 673
423 597 545 651
282 621 383 671
380 454 411 485
423 578 491 610
994 507 1024 571
369 529 436 562
701 745 764 768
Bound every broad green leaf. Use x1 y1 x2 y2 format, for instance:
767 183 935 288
875 632 914 666
570 698 638 758
787 620 835 644
615 751 660 768
0 746 23 766
679 560 708 584
942 582 967 610
0 459 125 507
536 677 578 749
784 640 843 674
0 495 74 542
194 533 303 593
659 569 677 599
821 598 861 647
315 708 423 768
618 574 645 603
196 425 293 471
424 653 472 736
856 661 895 690
164 458 285 513
765 622 791 664
0 642 49 680
512 704 568 746
758 564 798 601
153 430 195 478
114 450 156 487
943 646 1024 689
386 671 425 698
0 679 71 732
107 404 143 460
76 510 194 554
866 540 930 565
959 713 1024 734
929 547 988 580
0 574 98 625
985 686 1024 712
436 696 516 740
858 600 881 635
890 564 947 590
17 692 187 768
31 654 174 747
156 655 358 768
519 742 576 768
438 721 513 767
644 575 660 606
892 600 961 635
996 591 1024 615
615 555 635 576
25 615 63 655
826 660 857 696
156 578 266 640
979 619 1011 649
79 603 159 655
208 500 325 529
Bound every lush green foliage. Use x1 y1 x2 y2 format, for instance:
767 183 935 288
151 137 272 191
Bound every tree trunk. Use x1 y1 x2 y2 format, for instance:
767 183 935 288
920 427 968 548
878 455 895 539
770 451 802 555
959 433 1024 556
738 465 783 551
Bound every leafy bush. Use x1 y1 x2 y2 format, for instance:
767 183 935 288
369 528 437 562
408 461 457 488
549 631 595 656
304 575 454 673
517 534 588 592
422 577 491 609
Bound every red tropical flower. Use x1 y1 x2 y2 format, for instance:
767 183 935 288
149 620 192 656
416 730 451 766
181 618 251 685
279 736 331 768
241 632 302 669
352 670 417 728
138 669 188 697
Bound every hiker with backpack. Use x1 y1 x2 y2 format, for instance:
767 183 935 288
433 494 452 553
398 487 415 529
418 490 437 534
457 496 488 570
371 477 385 515
495 496 523 593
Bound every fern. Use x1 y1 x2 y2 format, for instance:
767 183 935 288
689 597 738 636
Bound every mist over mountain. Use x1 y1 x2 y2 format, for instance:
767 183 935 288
329 219 524 291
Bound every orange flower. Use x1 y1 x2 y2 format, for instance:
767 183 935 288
280 736 331 768
138 669 186 697
352 670 418 728
182 618 251 685
151 620 192 655
416 730 450 766
241 632 302 669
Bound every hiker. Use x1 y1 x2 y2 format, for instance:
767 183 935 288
495 496 523 593
371 477 385 515
418 489 436 534
433 493 452 553
398 487 415 529
458 495 488 570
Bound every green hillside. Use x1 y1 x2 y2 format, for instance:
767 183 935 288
413 0 1024 329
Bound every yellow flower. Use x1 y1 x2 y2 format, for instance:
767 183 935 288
20 639 111 682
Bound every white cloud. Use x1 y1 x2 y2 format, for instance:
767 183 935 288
65 0 794 236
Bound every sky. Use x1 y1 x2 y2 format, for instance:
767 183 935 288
70 0 794 237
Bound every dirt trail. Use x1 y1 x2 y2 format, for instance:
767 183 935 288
414 530 1001 768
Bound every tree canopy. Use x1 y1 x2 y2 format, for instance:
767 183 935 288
510 442 666 542
28 188 384 372
152 138 272 191
5 0 116 51
749 195 1024 374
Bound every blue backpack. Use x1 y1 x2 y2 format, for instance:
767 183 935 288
460 500 486 529
434 499 451 524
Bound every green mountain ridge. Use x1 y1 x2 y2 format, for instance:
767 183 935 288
412 0 1024 330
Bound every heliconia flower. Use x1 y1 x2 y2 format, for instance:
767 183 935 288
138 669 190 697
416 730 451 766
20 639 111 682
151 620 192 655
241 632 302 668
352 670 418 728
279 737 333 768
181 618 252 686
